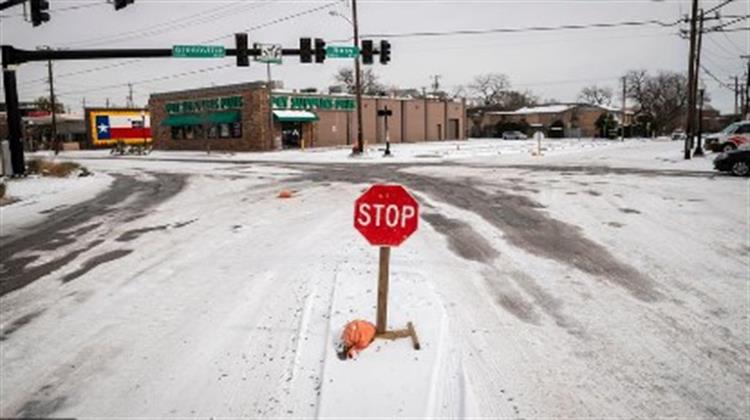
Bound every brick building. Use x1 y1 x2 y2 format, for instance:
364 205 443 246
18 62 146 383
148 82 466 151
469 103 634 138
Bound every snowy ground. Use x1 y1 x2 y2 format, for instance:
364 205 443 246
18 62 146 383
1 138 748 418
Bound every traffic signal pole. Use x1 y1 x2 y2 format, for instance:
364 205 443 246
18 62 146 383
352 0 365 155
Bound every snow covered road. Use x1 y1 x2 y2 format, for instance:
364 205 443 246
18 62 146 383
1 139 748 418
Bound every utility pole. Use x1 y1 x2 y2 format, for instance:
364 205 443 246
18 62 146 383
742 55 750 117
693 10 704 156
621 76 626 142
267 61 275 150
352 0 364 154
106 97 110 108
697 88 705 156
734 76 739 116
47 58 59 155
126 82 134 108
82 97 86 112
684 0 698 160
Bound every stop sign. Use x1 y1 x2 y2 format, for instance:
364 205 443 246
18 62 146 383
354 184 419 247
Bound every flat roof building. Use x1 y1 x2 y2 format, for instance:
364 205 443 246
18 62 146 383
148 82 466 152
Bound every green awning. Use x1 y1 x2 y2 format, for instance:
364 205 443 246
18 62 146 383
161 111 240 126
273 110 319 122
205 110 240 124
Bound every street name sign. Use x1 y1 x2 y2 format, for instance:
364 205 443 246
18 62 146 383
172 45 226 58
326 45 360 59
255 43 282 64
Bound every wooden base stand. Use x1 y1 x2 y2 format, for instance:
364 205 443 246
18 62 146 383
375 321 421 350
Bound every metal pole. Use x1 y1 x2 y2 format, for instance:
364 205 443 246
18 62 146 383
267 62 275 150
384 106 391 156
2 66 25 175
696 88 705 156
47 58 59 155
352 0 364 154
621 76 626 141
684 0 698 160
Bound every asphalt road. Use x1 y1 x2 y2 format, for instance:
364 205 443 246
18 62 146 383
1 142 747 418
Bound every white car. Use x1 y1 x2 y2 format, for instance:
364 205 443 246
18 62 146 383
704 121 750 152
502 131 528 140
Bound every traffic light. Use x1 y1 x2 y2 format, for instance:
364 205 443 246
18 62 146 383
379 40 391 65
114 0 134 10
361 40 373 65
299 38 312 63
314 38 326 63
235 33 249 67
30 0 50 27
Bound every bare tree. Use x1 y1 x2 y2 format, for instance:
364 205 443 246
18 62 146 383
333 67 385 95
578 85 614 106
624 69 688 134
468 73 511 106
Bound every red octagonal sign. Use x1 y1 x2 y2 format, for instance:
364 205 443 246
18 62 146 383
354 184 420 247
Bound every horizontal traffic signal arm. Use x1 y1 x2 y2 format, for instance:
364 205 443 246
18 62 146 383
1 45 311 66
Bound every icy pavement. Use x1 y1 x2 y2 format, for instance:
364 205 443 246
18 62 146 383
1 138 748 418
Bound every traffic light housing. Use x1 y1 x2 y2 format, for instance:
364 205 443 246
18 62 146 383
379 40 391 65
361 40 373 65
30 0 50 27
314 38 326 63
235 33 249 67
299 38 312 63
114 0 135 10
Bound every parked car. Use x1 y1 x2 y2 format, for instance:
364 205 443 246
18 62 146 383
713 147 750 176
704 121 750 152
502 131 528 140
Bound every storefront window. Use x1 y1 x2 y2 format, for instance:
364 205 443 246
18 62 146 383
231 122 242 138
219 123 230 138
171 123 241 140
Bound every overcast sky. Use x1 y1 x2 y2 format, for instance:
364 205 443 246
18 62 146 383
1 0 748 114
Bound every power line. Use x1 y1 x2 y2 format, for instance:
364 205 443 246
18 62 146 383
705 14 750 32
704 0 737 16
358 18 684 40
0 1 107 18
700 63 737 91
16 1 338 90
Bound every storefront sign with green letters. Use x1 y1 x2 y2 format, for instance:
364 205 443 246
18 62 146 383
166 96 243 115
271 95 355 111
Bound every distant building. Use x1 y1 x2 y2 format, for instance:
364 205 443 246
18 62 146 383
148 82 467 151
469 103 634 138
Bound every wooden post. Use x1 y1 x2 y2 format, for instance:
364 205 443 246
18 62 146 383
376 246 390 334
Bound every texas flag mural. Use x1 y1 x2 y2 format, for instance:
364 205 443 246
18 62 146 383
89 110 152 146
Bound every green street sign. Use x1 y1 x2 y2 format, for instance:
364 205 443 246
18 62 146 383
326 45 360 59
172 45 226 58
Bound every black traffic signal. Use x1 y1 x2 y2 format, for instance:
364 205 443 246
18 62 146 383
314 38 326 63
299 38 312 63
114 0 134 10
361 40 373 65
379 40 391 65
30 0 50 27
235 33 249 67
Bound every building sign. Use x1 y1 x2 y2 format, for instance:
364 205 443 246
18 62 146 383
272 95 355 111
166 96 243 115
88 109 151 147
172 45 226 58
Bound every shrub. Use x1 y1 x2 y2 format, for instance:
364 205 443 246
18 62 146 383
26 159 82 177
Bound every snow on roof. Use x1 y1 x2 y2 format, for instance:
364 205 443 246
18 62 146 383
488 104 573 115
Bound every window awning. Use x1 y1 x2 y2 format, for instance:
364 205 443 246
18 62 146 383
273 110 319 122
161 111 240 126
